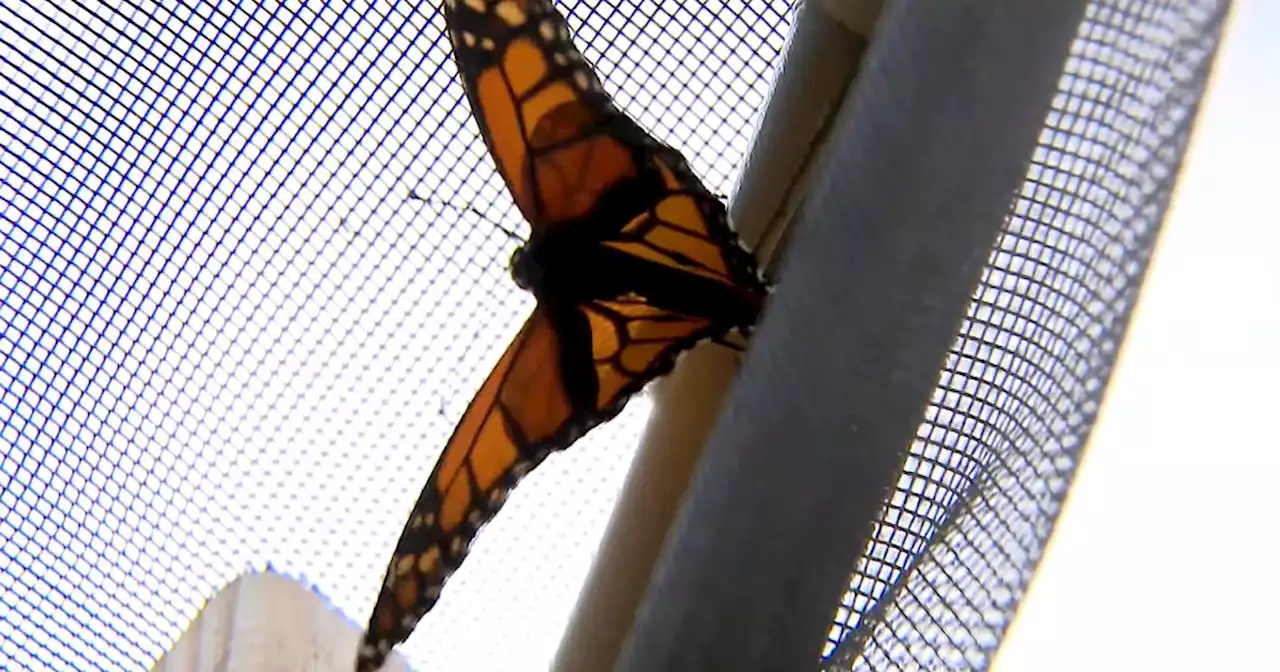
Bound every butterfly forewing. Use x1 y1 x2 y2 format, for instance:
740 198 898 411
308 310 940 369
444 0 641 228
356 300 731 672
357 308 579 671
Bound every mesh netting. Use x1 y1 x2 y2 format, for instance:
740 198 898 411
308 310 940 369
0 2 794 670
823 0 1229 669
1 0 1228 670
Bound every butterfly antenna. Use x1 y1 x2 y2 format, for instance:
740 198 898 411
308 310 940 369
410 190 524 242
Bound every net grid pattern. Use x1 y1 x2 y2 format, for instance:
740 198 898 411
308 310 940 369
0 0 1224 670
0 2 792 670
823 0 1227 669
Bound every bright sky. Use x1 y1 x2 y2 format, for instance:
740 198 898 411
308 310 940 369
993 1 1279 669
0 2 793 671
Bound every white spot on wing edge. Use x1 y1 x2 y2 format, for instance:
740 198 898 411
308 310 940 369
495 0 527 26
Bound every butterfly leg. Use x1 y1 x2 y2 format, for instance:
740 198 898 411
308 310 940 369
710 332 749 353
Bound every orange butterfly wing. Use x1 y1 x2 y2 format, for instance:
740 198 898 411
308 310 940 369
358 308 570 672
356 2 766 670
356 300 732 671
444 0 657 231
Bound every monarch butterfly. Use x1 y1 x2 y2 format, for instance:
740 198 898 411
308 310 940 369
356 1 769 669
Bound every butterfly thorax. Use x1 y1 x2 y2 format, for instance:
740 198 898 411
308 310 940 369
509 231 624 303
512 229 761 331
509 148 670 301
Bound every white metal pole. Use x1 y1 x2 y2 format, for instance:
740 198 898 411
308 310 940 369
549 4 884 672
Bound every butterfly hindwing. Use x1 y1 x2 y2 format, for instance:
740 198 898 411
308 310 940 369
606 154 766 306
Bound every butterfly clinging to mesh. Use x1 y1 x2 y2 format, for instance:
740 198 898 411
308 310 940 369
356 1 769 669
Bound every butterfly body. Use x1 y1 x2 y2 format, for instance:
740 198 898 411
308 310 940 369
512 203 761 327
355 2 768 670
